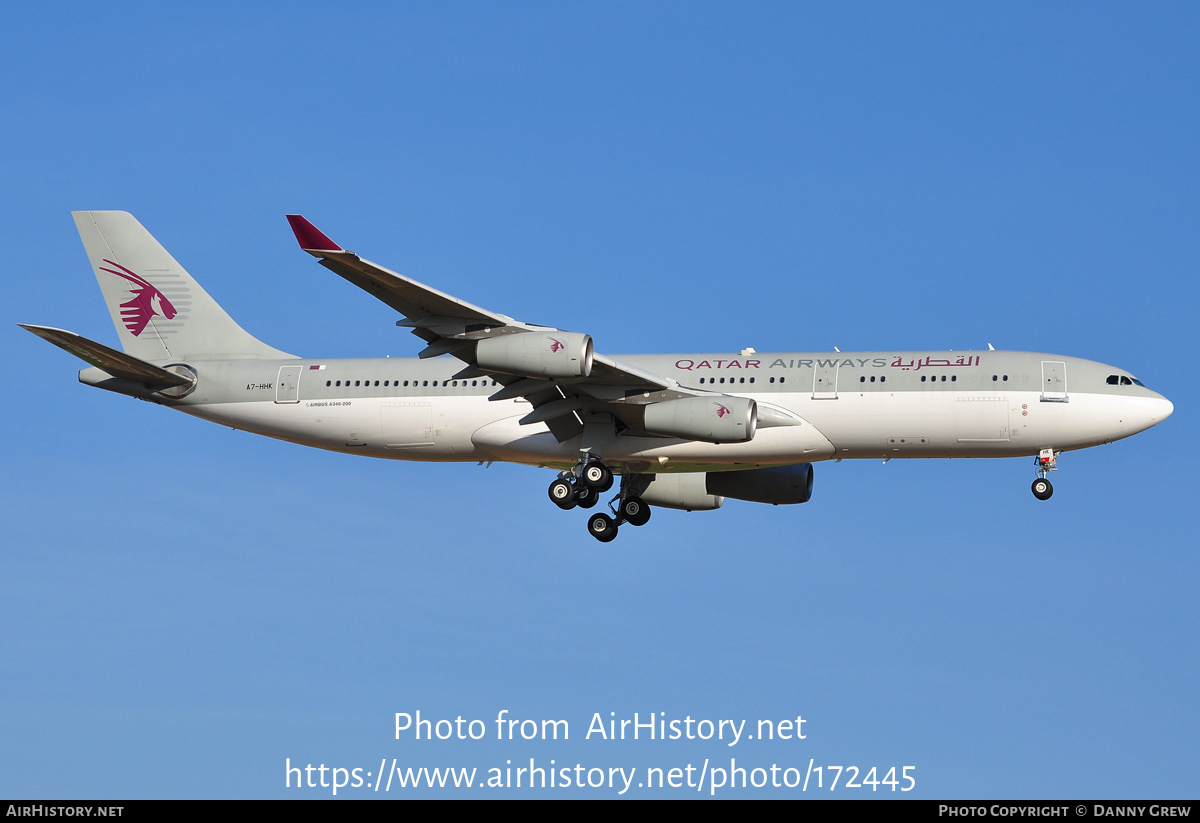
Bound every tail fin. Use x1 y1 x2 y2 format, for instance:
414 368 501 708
73 211 293 361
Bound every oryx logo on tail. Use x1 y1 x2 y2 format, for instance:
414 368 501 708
99 259 178 337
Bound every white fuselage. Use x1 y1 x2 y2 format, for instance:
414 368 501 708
155 349 1172 475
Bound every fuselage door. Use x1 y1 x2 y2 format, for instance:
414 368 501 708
381 401 435 448
275 365 302 403
1040 360 1068 402
812 361 839 400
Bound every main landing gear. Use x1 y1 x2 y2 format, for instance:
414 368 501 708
1031 448 1058 501
547 455 611 511
546 456 651 542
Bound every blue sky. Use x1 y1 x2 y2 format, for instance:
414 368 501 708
2 3 1196 798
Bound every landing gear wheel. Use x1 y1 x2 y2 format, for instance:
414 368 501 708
1031 478 1054 500
587 513 619 542
582 461 613 492
549 479 576 510
620 496 651 527
575 485 600 509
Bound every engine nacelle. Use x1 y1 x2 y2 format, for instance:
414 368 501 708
640 473 724 511
705 464 814 505
476 331 593 379
642 396 757 444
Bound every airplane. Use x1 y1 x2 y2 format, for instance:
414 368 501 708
23 211 1174 542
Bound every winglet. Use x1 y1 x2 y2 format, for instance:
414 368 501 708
286 215 342 252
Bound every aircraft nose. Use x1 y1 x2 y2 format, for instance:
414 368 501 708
1126 392 1173 434
1153 394 1174 422
1108 391 1176 439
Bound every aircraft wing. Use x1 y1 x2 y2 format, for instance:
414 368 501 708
286 216 747 442
286 215 519 346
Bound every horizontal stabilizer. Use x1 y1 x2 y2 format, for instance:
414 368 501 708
20 324 194 390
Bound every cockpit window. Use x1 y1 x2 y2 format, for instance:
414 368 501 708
1107 375 1119 385
1120 376 1132 386
1132 378 1145 387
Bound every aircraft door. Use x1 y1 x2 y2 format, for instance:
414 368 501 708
812 362 839 399
1041 361 1067 402
381 401 435 448
275 365 302 403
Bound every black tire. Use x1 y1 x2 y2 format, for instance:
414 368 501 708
582 461 613 491
1031 478 1054 501
621 496 651 526
575 485 600 509
548 479 577 509
587 513 619 542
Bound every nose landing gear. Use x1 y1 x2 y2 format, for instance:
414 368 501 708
1031 449 1058 500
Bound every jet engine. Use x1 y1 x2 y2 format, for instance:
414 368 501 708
642 396 757 444
476 331 593 379
640 473 724 511
705 464 814 505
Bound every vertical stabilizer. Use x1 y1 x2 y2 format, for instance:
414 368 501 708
73 211 293 361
